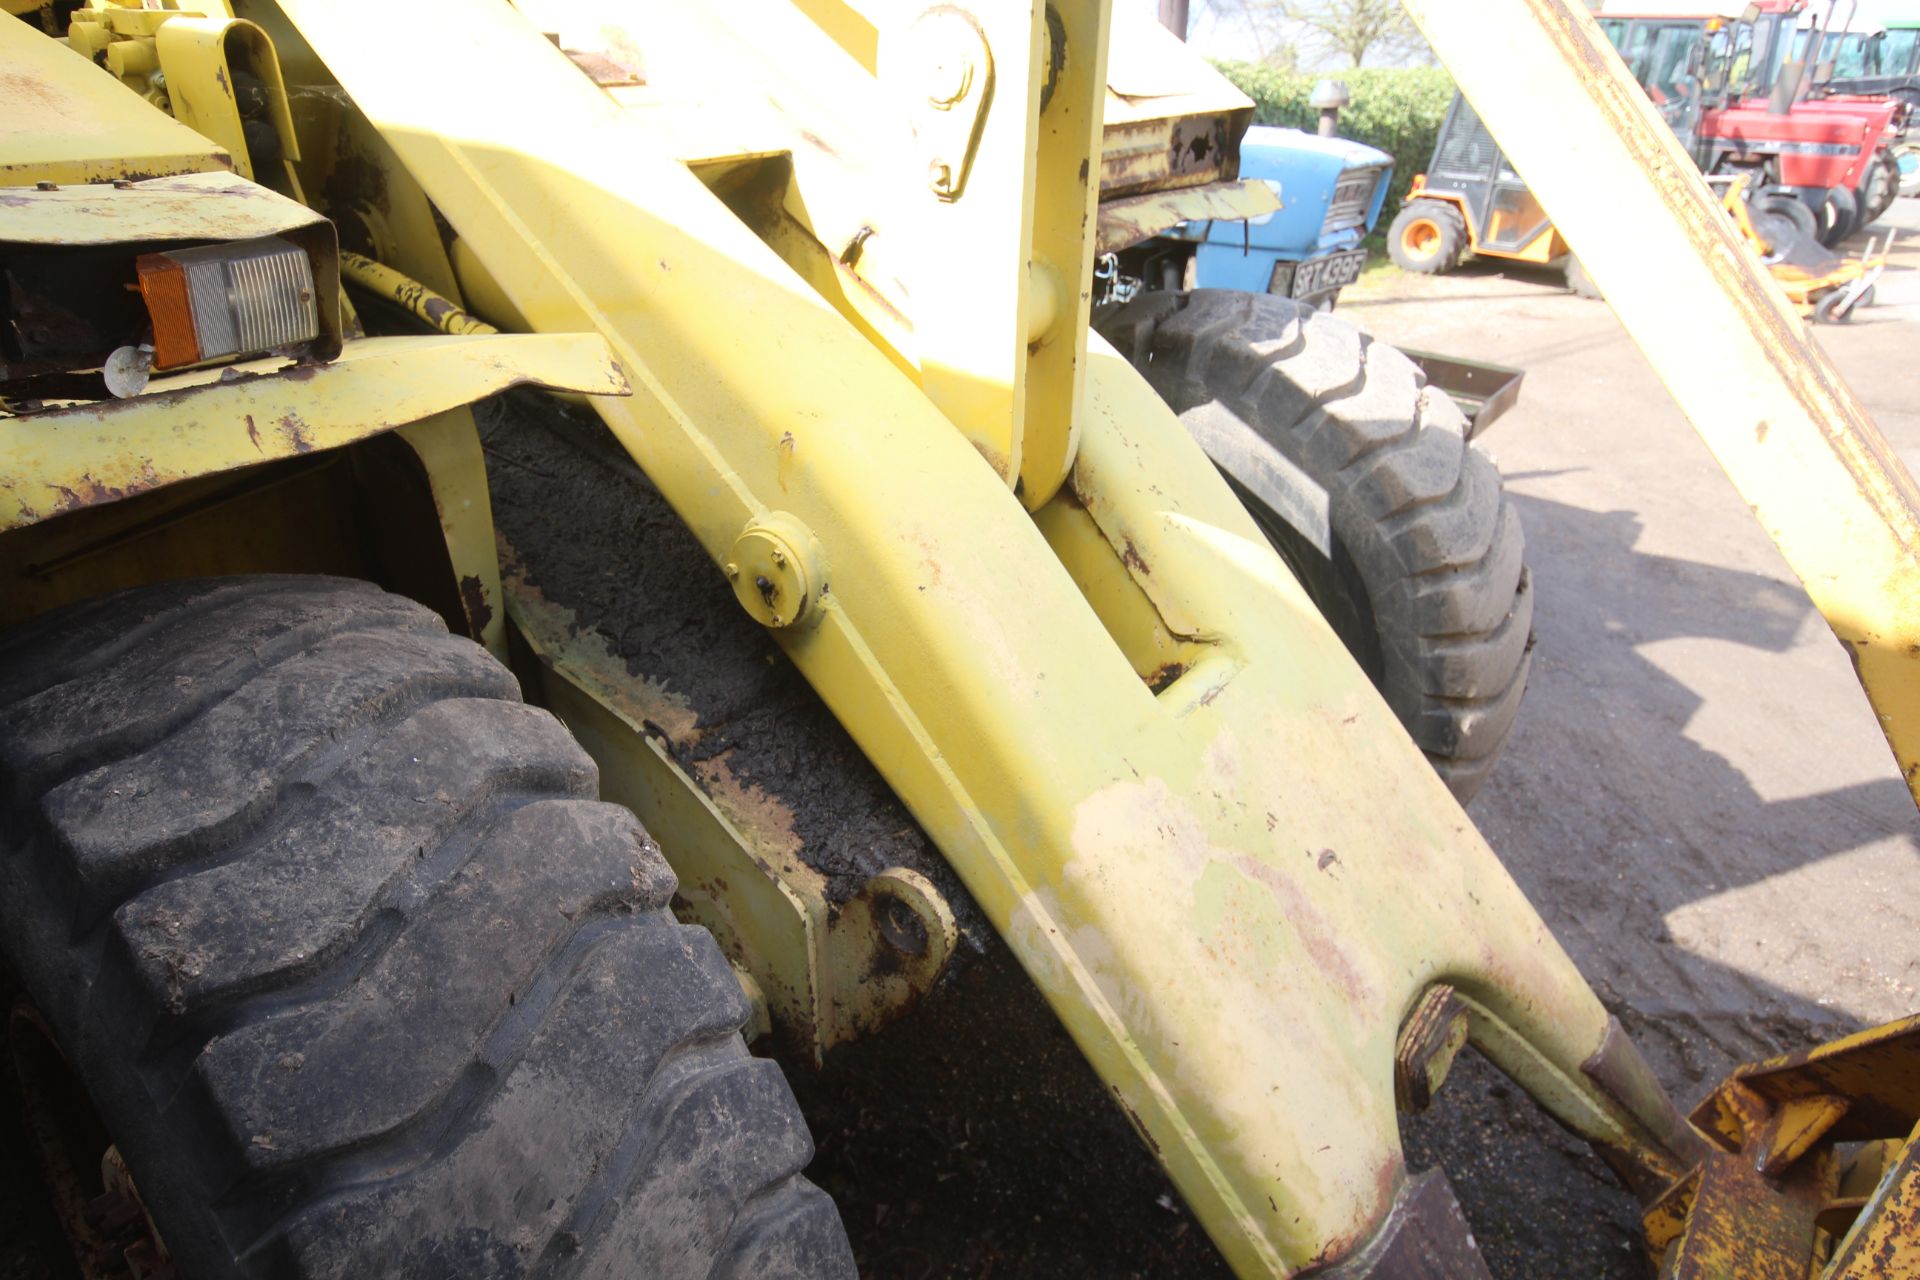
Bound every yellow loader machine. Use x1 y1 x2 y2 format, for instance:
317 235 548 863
2 2 1918 1278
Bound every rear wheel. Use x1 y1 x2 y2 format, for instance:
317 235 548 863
1897 140 1920 199
1387 198 1469 274
1863 151 1900 226
1098 291 1534 802
0 577 854 1280
1563 255 1601 299
1816 185 1860 248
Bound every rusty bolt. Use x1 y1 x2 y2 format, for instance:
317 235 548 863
877 893 930 957
1394 985 1470 1113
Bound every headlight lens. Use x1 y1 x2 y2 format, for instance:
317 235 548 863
136 235 319 370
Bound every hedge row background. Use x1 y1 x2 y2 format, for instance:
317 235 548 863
1213 63 1457 228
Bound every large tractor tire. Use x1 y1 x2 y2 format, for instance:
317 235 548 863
1563 255 1602 300
1897 139 1920 199
0 577 854 1280
1863 150 1901 226
1387 198 1469 274
1098 291 1534 802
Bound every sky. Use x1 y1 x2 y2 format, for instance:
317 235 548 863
1115 0 1432 69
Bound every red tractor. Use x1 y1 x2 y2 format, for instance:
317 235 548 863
1599 0 1905 244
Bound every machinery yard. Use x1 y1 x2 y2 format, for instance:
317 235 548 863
1349 200 1920 1276
5 1 1920 1277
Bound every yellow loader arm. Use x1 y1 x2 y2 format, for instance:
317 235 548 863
251 1 1701 1272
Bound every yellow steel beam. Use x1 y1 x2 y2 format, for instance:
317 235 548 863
274 2 1697 1270
1398 0 1920 808
0 15 229 186
894 0 1111 509
0 333 629 532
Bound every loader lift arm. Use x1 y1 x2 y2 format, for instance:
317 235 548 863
244 0 1919 1274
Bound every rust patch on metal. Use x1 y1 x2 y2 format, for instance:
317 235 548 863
1653 1143 1833 1280
1393 986 1467 1113
1145 661 1186 694
1120 537 1149 576
277 412 314 453
457 574 493 634
244 413 262 452
51 464 164 515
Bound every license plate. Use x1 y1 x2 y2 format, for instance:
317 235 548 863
1293 249 1368 298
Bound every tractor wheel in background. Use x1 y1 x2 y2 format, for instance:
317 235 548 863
1563 255 1602 299
1097 290 1534 803
1863 151 1900 225
1387 198 1469 274
1898 140 1920 199
1750 192 1822 264
0 577 854 1280
1816 184 1860 248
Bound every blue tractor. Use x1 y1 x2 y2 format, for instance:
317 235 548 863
1179 125 1393 304
1103 123 1393 306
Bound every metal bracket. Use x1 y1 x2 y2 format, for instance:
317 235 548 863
505 570 957 1064
892 6 993 201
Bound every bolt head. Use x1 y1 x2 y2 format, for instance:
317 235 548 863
723 562 740 580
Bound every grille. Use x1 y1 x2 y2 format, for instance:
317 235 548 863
1321 165 1385 235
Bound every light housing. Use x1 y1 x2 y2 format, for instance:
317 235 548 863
136 235 320 371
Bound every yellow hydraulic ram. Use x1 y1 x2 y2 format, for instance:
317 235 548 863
1398 0 1920 810
264 0 1699 1272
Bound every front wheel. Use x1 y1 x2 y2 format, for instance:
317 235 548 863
1387 198 1469 275
1098 291 1534 802
0 577 855 1280
1750 192 1821 263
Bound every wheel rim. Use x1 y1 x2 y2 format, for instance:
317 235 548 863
1402 219 1442 260
8 1000 173 1280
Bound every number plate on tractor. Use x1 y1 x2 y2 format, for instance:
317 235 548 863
1292 249 1368 298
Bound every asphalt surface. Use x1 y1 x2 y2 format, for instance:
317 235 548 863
1347 198 1920 1276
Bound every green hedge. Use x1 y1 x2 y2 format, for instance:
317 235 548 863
1214 63 1456 228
